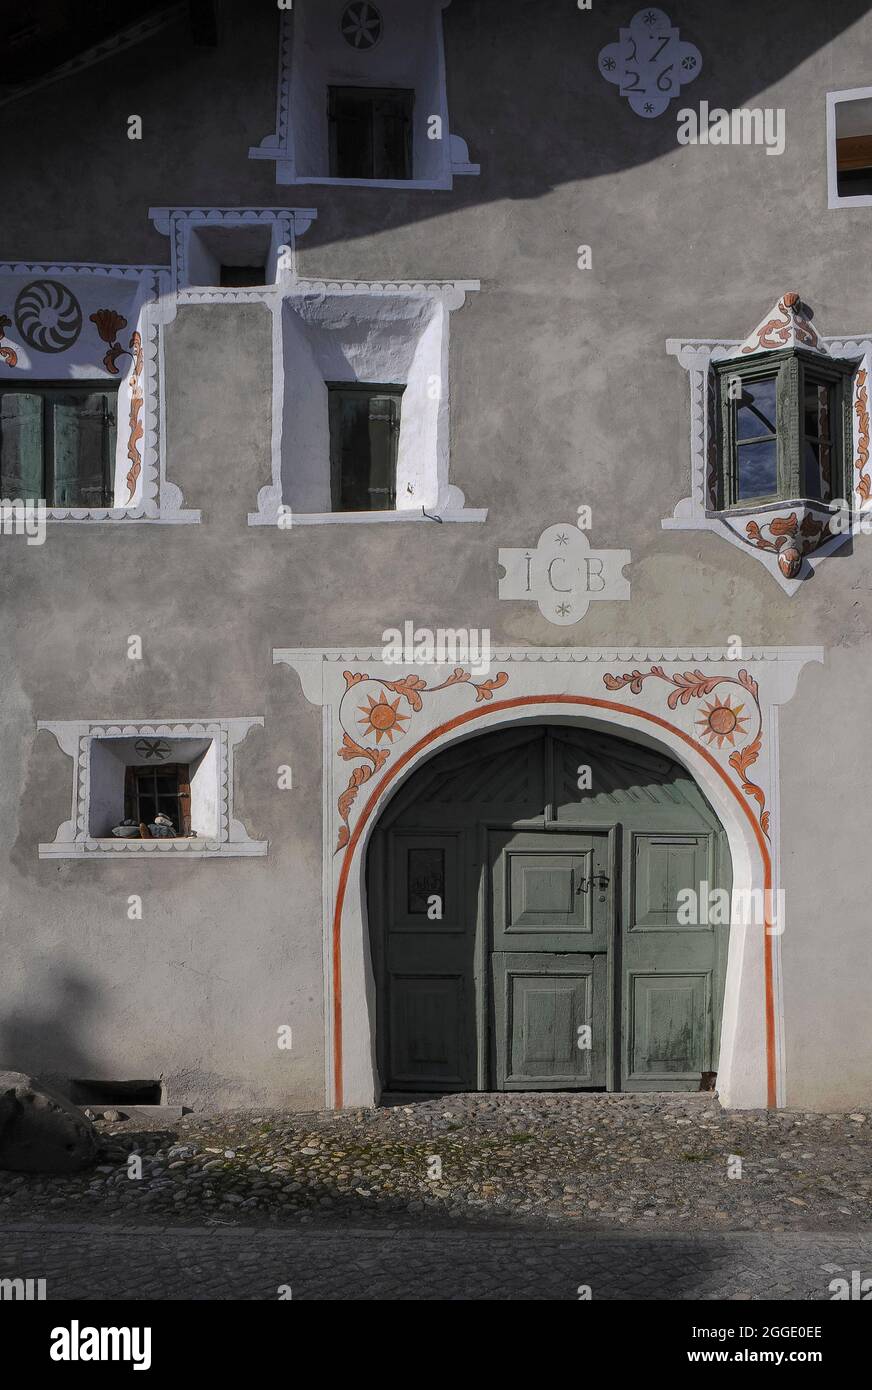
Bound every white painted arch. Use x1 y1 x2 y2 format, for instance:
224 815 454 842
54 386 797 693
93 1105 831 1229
274 645 823 1110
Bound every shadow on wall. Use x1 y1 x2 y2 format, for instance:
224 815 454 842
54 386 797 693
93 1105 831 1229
0 968 103 1096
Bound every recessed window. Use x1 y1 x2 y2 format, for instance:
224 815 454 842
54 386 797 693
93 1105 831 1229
328 86 413 180
835 95 872 197
125 763 191 836
714 349 852 509
187 225 272 288
328 383 403 512
0 382 116 506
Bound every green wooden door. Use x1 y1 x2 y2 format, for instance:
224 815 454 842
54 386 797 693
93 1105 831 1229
367 724 731 1094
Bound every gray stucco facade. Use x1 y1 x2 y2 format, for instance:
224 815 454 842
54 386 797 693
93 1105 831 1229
1 0 871 1113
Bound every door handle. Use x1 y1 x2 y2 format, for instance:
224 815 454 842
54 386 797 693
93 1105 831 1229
575 872 609 895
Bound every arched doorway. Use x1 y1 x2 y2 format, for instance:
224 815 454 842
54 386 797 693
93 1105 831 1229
367 722 732 1093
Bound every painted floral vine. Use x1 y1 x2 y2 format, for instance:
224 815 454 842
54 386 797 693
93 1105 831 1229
90 310 144 501
335 667 509 852
603 665 769 836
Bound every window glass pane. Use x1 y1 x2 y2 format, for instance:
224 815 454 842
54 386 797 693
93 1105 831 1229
407 848 445 914
804 379 833 440
737 439 777 499
0 392 43 498
736 377 777 440
373 94 413 180
137 792 157 824
51 393 111 507
804 440 833 501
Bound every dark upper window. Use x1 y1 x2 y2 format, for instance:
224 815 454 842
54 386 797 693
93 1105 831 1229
0 382 117 507
125 763 190 836
328 86 414 180
714 349 854 509
327 383 403 512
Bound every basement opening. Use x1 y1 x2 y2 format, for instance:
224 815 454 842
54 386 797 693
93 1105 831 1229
70 1079 163 1107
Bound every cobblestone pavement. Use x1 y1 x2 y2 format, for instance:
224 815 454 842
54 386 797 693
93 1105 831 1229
2 1222 871 1300
1 1093 870 1236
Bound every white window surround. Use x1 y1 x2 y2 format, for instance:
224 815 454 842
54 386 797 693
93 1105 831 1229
0 261 198 524
247 275 486 527
148 207 317 295
663 293 871 594
826 87 872 209
249 1 480 191
37 718 267 859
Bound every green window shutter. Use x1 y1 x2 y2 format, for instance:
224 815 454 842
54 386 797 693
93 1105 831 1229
0 391 44 499
328 87 414 180
328 385 402 511
50 391 113 508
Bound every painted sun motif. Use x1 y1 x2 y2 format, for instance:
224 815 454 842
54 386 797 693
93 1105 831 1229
696 696 749 749
358 692 410 744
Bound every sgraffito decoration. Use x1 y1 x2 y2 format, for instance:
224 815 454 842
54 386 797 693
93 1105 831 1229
340 2 382 50
90 310 144 501
14 279 82 352
854 367 870 504
744 513 832 580
0 314 17 366
499 524 630 626
603 664 769 836
598 7 701 118
335 667 509 851
133 738 172 761
738 292 820 355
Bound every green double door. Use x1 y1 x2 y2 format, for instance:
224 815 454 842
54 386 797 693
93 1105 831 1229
367 726 730 1094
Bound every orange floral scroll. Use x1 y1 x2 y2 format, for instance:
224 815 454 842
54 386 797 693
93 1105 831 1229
603 664 769 837
335 666 509 851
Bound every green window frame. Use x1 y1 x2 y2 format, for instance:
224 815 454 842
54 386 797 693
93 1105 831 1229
327 382 404 512
0 381 117 507
327 86 414 181
714 348 854 510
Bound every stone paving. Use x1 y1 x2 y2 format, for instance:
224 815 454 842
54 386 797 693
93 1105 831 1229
1 1092 869 1236
2 1222 872 1300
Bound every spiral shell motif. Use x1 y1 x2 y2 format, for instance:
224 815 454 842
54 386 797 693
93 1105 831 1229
14 279 83 353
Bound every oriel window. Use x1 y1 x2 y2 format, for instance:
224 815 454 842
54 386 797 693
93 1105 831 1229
0 382 117 507
328 86 414 180
328 383 403 512
714 349 853 510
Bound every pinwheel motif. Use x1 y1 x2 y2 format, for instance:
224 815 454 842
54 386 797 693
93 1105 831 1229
14 279 82 353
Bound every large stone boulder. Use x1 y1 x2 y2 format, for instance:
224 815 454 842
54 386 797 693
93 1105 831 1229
0 1071 97 1173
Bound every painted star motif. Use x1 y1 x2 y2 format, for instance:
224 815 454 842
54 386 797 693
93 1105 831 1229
556 602 572 617
644 102 655 113
643 10 659 23
602 56 616 70
555 533 569 545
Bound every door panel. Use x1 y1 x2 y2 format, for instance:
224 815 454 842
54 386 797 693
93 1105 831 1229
388 975 467 1087
626 972 709 1085
491 830 611 954
622 828 729 1091
492 953 607 1089
380 830 478 1090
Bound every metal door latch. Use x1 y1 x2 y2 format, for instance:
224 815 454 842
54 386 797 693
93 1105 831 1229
575 872 609 894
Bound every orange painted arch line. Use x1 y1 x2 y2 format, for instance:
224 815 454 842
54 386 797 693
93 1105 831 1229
330 694 776 1110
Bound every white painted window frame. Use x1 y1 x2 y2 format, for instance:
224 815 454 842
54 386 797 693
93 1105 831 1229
249 1 480 191
38 718 267 859
0 261 198 524
827 87 872 210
